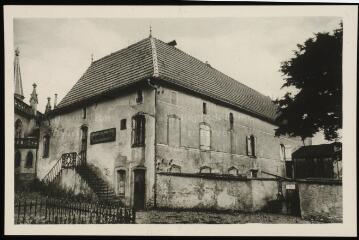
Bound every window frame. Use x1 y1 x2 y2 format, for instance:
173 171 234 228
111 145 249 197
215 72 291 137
131 114 146 147
82 107 87 119
136 89 143 104
116 169 126 196
203 102 207 114
120 119 127 130
246 135 256 158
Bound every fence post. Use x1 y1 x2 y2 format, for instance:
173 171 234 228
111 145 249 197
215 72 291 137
132 209 136 224
34 197 38 216
22 199 27 223
17 200 21 224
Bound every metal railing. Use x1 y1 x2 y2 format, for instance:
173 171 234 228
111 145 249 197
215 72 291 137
15 138 38 149
15 196 136 224
42 152 82 184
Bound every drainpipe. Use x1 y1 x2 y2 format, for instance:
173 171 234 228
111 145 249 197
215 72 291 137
147 78 158 208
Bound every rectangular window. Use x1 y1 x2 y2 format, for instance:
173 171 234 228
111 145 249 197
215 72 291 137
83 107 86 119
120 119 127 130
132 115 146 147
117 170 126 196
203 102 207 114
200 124 211 150
136 89 143 103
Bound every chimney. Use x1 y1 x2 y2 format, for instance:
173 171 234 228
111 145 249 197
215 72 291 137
45 97 52 113
205 61 211 67
54 93 58 108
29 83 38 115
167 40 177 47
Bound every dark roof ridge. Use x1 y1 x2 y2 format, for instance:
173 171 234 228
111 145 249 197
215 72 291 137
153 37 272 101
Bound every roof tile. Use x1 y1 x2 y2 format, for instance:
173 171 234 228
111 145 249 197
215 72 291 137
56 37 279 121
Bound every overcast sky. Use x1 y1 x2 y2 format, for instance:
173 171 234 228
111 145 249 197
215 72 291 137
13 17 341 144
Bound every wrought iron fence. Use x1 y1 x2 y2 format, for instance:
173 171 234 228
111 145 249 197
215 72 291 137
14 197 136 224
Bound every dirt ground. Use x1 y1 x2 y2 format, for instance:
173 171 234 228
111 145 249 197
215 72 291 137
135 210 323 224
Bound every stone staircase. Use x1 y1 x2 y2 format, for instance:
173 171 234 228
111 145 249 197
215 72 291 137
42 152 122 205
75 164 122 205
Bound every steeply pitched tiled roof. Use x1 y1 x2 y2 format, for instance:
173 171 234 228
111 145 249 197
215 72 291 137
56 38 154 109
57 37 279 121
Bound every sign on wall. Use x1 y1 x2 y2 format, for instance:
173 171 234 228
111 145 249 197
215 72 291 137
90 128 116 145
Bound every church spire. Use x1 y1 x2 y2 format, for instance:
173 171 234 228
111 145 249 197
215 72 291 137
30 83 38 115
14 48 24 101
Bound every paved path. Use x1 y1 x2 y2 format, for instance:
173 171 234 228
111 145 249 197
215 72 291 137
135 210 321 224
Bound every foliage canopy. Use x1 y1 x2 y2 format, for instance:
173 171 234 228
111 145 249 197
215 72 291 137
275 23 342 142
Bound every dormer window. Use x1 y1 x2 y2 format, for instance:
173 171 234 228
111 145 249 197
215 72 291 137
136 89 143 104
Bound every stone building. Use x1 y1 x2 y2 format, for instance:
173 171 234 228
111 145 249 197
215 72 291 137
29 35 305 210
14 49 43 184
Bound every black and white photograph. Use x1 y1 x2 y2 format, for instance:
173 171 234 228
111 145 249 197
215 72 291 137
4 4 357 237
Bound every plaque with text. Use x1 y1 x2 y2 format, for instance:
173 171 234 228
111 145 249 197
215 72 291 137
90 128 116 145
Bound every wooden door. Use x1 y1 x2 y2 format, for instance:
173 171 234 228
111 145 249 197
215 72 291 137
133 169 146 210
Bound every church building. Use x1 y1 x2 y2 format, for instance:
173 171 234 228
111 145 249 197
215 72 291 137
15 34 306 210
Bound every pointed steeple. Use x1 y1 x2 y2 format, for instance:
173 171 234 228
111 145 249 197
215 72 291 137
45 97 52 113
30 83 38 115
14 48 24 101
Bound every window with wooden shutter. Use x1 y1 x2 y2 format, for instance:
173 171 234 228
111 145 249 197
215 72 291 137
199 123 210 150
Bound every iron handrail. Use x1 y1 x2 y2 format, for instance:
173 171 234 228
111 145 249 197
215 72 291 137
42 156 62 184
42 151 84 184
